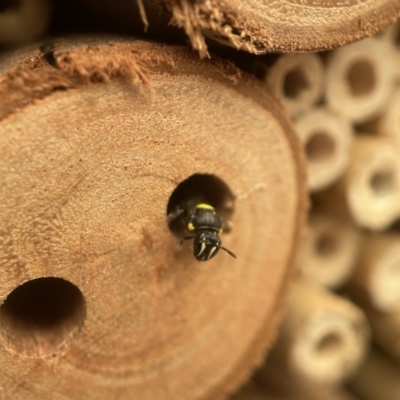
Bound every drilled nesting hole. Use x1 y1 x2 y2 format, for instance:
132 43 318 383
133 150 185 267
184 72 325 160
284 67 309 99
167 174 234 237
0 0 19 12
347 59 376 96
315 232 338 258
305 131 335 163
0 277 86 357
369 170 395 197
315 332 343 356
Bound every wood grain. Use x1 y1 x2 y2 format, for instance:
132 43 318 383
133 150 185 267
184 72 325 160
0 38 306 400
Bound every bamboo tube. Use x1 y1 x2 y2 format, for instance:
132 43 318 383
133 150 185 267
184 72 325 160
381 21 400 81
294 107 353 192
255 363 359 400
231 383 270 400
0 38 306 400
0 0 52 45
232 371 357 400
269 280 369 386
296 210 360 289
316 136 400 231
348 233 400 312
378 87 400 143
326 37 395 123
264 54 325 118
363 307 400 361
349 349 400 400
165 0 400 57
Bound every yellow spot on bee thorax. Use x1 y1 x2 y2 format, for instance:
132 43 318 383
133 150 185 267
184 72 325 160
196 203 214 210
187 222 195 231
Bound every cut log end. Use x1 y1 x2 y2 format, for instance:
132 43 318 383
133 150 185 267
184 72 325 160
166 0 400 55
0 38 306 400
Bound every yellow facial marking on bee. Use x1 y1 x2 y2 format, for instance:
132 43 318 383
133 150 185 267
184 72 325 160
187 222 195 231
196 203 214 210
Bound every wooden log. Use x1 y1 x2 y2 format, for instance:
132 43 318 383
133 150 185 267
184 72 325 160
349 349 400 400
165 0 400 57
269 280 369 386
294 107 353 192
0 38 307 400
0 0 52 45
325 37 395 123
315 136 400 231
296 209 360 289
348 232 400 312
262 54 325 119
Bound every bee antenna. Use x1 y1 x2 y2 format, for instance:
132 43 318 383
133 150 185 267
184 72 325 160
219 245 237 259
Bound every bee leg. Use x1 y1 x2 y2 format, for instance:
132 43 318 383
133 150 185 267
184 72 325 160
180 236 195 244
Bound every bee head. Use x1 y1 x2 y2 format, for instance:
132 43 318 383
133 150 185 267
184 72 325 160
193 231 221 261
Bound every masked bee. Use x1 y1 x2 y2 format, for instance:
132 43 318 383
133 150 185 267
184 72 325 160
168 201 236 261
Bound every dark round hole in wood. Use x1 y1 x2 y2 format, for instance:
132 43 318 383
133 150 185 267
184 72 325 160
166 174 234 237
0 277 86 357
